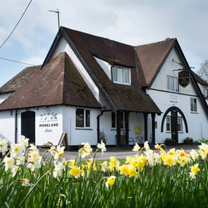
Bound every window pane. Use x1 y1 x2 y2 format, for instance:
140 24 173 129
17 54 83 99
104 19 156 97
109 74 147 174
123 69 130 83
174 77 179 91
76 109 84 127
177 117 182 131
191 98 197 112
112 67 117 81
166 117 171 131
86 110 90 127
111 112 116 128
117 68 123 83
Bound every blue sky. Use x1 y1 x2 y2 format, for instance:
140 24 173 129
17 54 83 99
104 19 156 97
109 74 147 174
0 0 208 87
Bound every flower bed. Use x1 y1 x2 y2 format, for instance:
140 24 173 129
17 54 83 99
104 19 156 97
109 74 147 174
0 137 208 207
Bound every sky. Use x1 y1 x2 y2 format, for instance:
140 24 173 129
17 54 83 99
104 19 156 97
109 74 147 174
0 0 208 87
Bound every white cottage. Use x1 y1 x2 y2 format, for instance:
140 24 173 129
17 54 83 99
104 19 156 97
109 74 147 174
0 27 207 147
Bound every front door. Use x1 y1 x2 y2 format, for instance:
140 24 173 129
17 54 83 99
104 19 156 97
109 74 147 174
171 110 178 143
21 111 35 143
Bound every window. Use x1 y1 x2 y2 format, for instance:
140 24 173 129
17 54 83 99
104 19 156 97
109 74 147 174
166 116 183 132
76 109 90 128
167 76 179 92
166 116 171 131
112 66 131 85
111 112 125 128
190 98 197 112
177 117 183 132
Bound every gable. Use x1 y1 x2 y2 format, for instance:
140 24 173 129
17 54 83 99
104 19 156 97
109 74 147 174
151 47 197 96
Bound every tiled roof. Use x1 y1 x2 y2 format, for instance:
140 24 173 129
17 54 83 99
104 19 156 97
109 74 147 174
0 65 40 94
134 38 175 86
0 52 101 111
60 27 161 113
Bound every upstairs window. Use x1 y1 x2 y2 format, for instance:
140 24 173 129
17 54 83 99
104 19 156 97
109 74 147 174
167 76 179 92
190 98 197 112
76 109 90 128
112 66 131 85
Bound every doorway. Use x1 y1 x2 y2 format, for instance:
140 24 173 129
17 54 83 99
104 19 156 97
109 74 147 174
21 111 35 143
161 106 188 144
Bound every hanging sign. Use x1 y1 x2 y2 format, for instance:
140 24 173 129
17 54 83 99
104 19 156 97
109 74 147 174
178 70 190 88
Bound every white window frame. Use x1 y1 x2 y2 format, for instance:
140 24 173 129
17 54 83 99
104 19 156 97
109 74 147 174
167 76 179 92
76 108 90 128
112 66 131 85
190 98 197 112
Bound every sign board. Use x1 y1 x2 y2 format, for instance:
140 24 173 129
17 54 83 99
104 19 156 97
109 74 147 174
178 70 190 88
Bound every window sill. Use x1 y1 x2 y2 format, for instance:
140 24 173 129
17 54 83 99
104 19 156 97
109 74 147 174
190 111 199 114
113 81 131 86
75 128 93 130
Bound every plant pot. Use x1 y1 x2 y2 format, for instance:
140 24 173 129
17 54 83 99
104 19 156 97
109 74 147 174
184 140 193 145
165 140 175 146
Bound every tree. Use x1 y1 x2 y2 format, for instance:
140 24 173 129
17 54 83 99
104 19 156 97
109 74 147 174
196 60 208 83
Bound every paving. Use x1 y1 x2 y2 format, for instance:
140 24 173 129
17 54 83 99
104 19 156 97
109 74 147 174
39 143 200 161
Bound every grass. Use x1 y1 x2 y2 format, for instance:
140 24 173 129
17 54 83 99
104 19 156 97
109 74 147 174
0 139 208 207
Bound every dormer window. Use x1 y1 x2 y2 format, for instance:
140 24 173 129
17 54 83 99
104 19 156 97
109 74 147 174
112 66 131 85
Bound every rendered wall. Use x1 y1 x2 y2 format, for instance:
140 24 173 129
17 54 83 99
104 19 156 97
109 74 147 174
147 48 208 143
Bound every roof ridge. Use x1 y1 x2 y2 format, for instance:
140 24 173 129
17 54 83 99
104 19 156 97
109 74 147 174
134 38 176 48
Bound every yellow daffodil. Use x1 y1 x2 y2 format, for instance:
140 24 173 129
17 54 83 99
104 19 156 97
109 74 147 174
189 164 200 179
70 166 81 178
128 165 137 177
105 176 116 188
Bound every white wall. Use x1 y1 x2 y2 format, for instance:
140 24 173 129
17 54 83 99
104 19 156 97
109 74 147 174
148 48 208 143
0 111 15 144
62 106 100 145
0 93 11 104
35 107 63 146
100 111 144 145
94 57 111 79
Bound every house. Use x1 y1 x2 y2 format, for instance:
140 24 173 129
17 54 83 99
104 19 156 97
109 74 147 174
0 27 207 146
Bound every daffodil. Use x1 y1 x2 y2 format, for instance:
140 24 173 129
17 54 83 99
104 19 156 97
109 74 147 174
132 143 140 152
101 161 108 172
78 142 92 158
0 138 8 155
119 165 129 176
105 176 116 188
97 140 106 155
11 143 24 157
154 143 162 151
128 165 137 177
68 159 76 168
11 166 19 177
163 155 176 166
144 141 150 151
20 135 29 150
70 166 81 178
147 152 161 166
3 156 15 171
189 149 199 161
54 146 65 160
189 163 200 179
